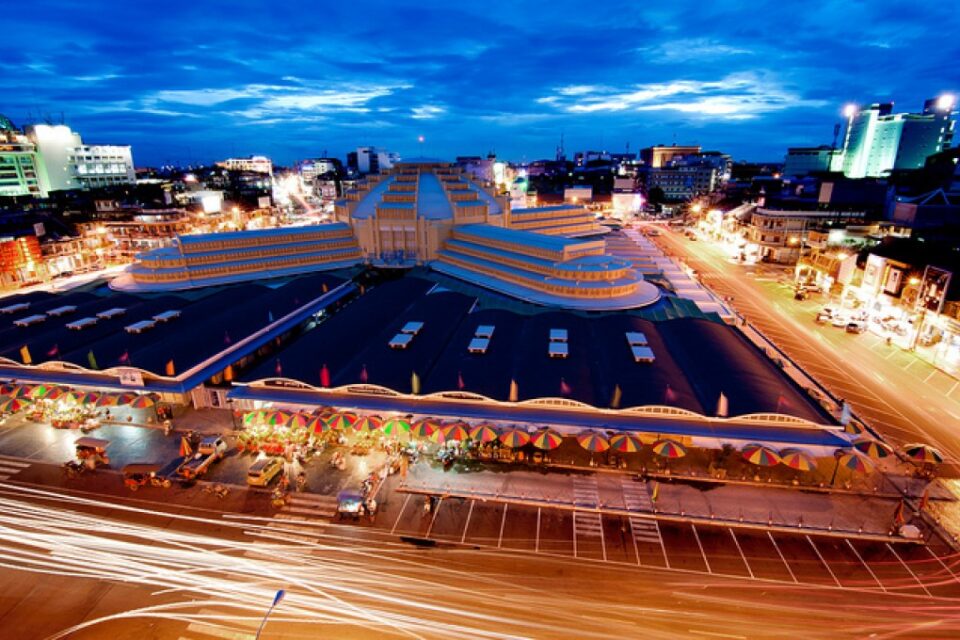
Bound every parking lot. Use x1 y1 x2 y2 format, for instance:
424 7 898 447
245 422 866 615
374 483 960 598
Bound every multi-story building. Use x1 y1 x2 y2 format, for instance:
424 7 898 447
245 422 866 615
348 146 400 175
742 208 865 264
24 123 135 193
217 156 273 175
640 144 702 168
838 97 955 178
645 153 730 202
69 144 136 189
0 115 43 197
783 146 843 178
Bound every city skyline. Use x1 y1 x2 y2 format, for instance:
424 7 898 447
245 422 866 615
4 0 958 166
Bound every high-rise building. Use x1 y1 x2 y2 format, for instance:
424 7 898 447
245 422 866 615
783 146 843 178
24 123 136 193
640 144 702 168
0 115 43 197
838 97 955 178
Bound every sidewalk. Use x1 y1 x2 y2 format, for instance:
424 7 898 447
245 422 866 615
399 461 930 541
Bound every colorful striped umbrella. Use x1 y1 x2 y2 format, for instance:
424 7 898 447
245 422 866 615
96 394 119 407
0 397 29 413
307 416 331 433
440 422 471 442
325 412 357 430
381 417 411 436
41 386 67 401
903 443 944 464
843 421 866 435
353 415 384 432
500 428 531 448
0 384 14 396
852 438 893 459
609 433 643 453
838 452 872 474
651 438 687 459
779 449 817 472
287 413 310 429
8 385 34 399
741 443 782 467
243 410 264 426
531 429 563 450
264 410 292 426
78 391 101 405
64 390 85 403
577 432 610 453
469 423 499 443
412 418 442 439
128 395 156 409
29 384 58 399
115 393 138 406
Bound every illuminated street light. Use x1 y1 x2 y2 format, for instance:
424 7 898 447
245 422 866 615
937 94 955 111
843 104 857 118
691 203 703 213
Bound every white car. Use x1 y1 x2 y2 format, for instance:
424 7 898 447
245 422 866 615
831 314 850 327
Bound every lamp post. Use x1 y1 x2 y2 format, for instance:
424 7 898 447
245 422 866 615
255 589 285 639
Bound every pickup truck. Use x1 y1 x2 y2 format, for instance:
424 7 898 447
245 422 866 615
176 437 228 480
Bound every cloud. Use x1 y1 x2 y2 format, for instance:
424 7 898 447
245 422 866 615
543 73 825 119
411 105 446 119
639 38 752 63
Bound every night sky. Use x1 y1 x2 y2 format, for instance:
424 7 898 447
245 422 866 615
4 1 957 167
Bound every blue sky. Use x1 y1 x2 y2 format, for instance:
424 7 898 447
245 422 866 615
3 0 958 166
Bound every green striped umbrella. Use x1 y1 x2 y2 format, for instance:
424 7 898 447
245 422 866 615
381 417 411 436
287 413 310 429
469 423 499 443
0 398 30 413
531 429 563 450
651 439 687 459
325 412 357 430
412 418 442 439
577 433 610 453
500 428 531 448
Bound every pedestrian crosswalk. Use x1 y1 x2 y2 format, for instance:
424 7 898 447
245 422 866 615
243 492 337 546
572 475 599 508
0 455 29 481
620 478 665 547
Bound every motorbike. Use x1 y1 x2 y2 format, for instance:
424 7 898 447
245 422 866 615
201 483 229 499
63 460 87 478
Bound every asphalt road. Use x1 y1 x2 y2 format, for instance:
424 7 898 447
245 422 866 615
1 481 959 640
648 225 960 476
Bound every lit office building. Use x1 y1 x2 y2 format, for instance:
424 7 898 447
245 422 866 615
24 123 135 193
838 97 955 178
69 144 136 189
0 115 43 197
216 155 273 175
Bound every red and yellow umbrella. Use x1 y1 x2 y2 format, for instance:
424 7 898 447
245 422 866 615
287 413 310 429
381 417 411 436
652 438 687 459
353 415 384 432
469 423 499 443
0 397 29 413
499 428 531 448
41 386 68 401
780 449 817 472
325 412 357 430
439 422 471 442
0 384 14 396
839 452 872 474
742 443 781 467
29 384 61 399
903 443 944 465
531 429 563 450
307 416 331 433
843 421 866 435
96 394 119 407
577 432 610 453
609 433 643 453
852 438 893 459
412 418 442 439
243 410 264 426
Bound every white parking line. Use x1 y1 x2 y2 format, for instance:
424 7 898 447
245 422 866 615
426 498 442 537
497 503 508 549
390 494 411 535
600 515 607 562
630 520 642 567
806 535 842 588
729 530 754 579
924 546 960 581
460 500 474 544
691 524 712 574
767 533 798 583
535 508 541 553
844 539 885 592
886 543 932 597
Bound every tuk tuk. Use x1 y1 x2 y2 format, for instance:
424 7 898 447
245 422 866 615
75 437 110 467
122 463 171 491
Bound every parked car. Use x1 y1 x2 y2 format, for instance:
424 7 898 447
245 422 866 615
831 314 851 327
846 321 868 334
198 436 227 458
247 456 284 486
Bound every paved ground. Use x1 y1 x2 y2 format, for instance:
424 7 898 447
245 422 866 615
644 224 960 477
